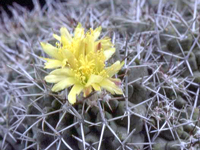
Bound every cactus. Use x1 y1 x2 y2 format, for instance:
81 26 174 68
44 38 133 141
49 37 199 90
1 0 200 150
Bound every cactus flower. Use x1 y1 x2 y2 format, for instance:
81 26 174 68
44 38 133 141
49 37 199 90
41 23 115 69
41 23 124 104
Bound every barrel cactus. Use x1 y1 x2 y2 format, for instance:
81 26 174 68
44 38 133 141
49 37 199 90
1 0 200 150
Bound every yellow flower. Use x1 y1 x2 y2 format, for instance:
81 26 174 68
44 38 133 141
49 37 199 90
42 23 124 104
40 23 115 69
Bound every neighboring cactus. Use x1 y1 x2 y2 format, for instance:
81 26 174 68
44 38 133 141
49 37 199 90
1 0 200 150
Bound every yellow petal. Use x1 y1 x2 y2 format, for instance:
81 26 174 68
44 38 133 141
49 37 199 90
68 84 84 104
53 34 61 41
62 49 76 69
40 42 61 60
84 32 95 54
104 48 115 60
60 27 72 46
97 37 112 49
45 75 67 83
51 77 76 92
74 23 85 39
74 39 85 58
99 78 123 95
43 58 63 69
109 78 121 86
92 83 101 91
93 26 102 41
60 27 72 41
105 61 124 77
49 68 73 76
85 74 104 87
45 68 73 83
61 59 68 68
83 86 92 97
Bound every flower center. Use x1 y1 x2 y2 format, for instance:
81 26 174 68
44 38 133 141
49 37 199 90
73 54 94 84
73 50 108 85
79 55 95 78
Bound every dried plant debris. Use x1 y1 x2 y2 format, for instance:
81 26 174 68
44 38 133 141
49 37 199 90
1 0 200 150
